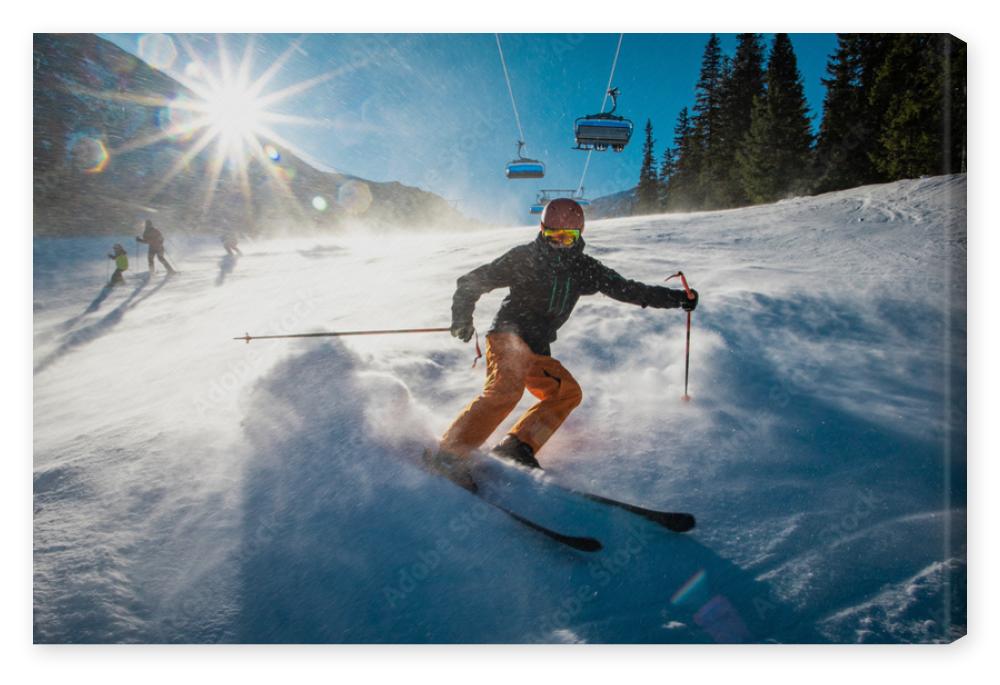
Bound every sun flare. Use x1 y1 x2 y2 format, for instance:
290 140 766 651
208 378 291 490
80 34 345 213
205 82 265 141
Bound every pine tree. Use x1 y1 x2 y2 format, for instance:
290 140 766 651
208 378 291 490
857 32 893 181
690 34 727 208
665 107 697 211
718 33 767 206
944 35 968 174
738 95 780 203
658 146 676 208
870 34 966 179
738 34 814 203
636 119 660 213
814 34 872 192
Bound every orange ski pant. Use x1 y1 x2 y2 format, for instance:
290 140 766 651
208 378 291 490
440 332 583 457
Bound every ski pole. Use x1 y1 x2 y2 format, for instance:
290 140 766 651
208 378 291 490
665 271 696 402
234 327 483 366
234 327 450 343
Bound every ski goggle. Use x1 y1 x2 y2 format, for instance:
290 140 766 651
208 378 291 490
542 228 581 247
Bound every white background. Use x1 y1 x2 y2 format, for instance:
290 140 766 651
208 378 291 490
6 1 995 682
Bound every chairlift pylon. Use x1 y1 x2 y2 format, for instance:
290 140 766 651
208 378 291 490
574 87 633 152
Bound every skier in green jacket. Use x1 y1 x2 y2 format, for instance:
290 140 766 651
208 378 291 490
107 243 128 286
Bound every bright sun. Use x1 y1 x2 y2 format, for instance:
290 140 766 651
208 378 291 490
88 35 343 212
203 81 266 159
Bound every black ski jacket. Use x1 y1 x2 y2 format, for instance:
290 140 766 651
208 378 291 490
138 226 165 250
452 233 689 355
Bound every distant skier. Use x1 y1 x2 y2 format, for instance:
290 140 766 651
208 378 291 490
107 243 128 286
136 219 177 275
221 232 243 257
430 198 698 486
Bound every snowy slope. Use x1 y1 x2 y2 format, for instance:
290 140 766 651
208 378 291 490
32 175 966 643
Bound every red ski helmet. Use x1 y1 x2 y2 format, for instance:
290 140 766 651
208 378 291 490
541 198 585 232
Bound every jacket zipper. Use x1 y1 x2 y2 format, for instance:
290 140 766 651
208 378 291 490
547 277 559 312
558 277 572 315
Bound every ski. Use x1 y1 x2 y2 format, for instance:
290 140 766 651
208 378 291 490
482 498 603 552
486 451 695 533
421 449 602 553
575 490 696 533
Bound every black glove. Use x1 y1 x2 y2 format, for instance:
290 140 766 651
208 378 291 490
681 289 699 312
451 321 475 343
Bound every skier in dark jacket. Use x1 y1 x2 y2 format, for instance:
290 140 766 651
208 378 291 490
433 198 697 483
136 219 176 274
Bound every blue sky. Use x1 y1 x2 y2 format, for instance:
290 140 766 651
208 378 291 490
102 33 838 225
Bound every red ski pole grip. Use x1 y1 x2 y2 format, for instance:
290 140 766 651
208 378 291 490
665 271 695 299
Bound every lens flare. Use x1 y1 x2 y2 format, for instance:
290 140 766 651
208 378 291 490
137 34 178 71
312 196 328 212
155 97 203 142
67 134 109 174
183 60 205 81
264 144 281 162
670 569 708 606
337 180 373 215
274 165 297 183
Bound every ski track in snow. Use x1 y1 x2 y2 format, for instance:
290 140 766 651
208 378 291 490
32 175 966 643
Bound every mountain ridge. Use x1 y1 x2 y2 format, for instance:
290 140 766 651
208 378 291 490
33 33 475 237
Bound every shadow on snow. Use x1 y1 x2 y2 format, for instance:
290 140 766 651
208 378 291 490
34 273 170 375
230 342 812 643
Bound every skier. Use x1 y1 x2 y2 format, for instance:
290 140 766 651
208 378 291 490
222 232 243 257
136 219 177 274
107 243 128 286
429 198 698 487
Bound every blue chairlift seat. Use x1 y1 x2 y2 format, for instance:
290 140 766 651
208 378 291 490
529 203 545 214
506 159 545 179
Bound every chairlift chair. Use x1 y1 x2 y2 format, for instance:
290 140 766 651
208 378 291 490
574 87 633 152
530 189 578 215
506 141 545 179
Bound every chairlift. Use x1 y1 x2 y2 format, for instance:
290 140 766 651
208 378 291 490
574 87 633 152
540 189 578 202
529 189 577 215
505 141 545 180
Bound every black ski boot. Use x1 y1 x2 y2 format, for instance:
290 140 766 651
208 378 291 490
422 448 478 493
491 435 542 470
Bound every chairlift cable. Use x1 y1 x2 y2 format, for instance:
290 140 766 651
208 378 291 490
495 34 526 149
576 33 624 195
600 33 625 113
